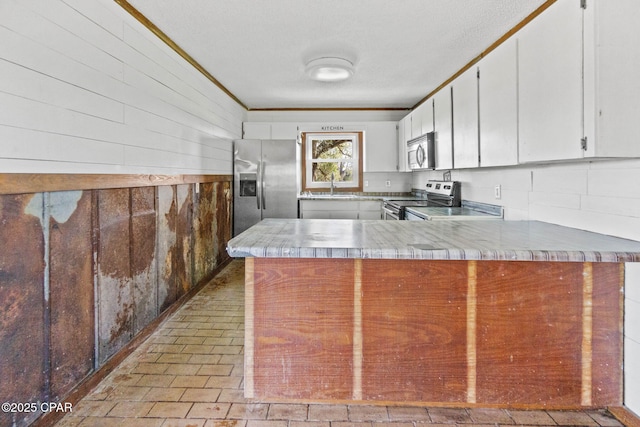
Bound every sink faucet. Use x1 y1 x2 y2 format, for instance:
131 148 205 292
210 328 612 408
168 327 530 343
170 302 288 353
330 172 335 195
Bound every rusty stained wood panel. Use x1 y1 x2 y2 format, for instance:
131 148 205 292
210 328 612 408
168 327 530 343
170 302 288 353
591 263 623 406
361 259 469 402
0 193 46 427
193 182 216 284
476 261 583 406
48 190 94 399
157 185 177 312
175 184 193 297
192 181 232 284
131 187 157 334
96 188 134 364
252 258 355 400
214 181 232 267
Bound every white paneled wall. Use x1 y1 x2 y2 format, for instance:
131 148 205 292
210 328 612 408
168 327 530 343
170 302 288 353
0 0 243 174
413 159 640 414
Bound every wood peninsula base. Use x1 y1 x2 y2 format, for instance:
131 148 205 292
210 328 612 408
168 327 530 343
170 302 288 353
243 257 623 409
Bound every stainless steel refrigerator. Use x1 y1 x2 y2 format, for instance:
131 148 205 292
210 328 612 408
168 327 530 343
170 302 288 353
233 139 299 236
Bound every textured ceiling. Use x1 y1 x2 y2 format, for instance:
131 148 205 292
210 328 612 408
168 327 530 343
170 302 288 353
124 0 548 110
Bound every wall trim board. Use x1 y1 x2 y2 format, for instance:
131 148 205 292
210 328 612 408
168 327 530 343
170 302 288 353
31 257 232 427
0 174 232 195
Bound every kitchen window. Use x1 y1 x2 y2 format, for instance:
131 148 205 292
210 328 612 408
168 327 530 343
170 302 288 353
301 132 363 192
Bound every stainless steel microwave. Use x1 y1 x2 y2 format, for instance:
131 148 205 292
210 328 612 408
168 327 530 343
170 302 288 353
407 132 435 170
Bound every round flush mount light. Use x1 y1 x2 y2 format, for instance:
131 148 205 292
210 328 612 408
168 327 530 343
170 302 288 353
305 57 354 82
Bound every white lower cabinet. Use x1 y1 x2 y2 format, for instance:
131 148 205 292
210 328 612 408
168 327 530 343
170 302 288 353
299 200 382 220
358 201 383 219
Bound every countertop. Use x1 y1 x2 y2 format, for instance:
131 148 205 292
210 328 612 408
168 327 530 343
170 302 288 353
297 193 425 201
226 218 640 262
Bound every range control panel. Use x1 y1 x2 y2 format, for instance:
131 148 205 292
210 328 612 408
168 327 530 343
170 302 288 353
425 180 459 197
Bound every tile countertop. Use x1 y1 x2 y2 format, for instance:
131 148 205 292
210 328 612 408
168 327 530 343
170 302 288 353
226 218 640 262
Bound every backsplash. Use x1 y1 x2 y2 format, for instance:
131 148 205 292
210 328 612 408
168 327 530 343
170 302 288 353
363 171 413 193
413 158 640 241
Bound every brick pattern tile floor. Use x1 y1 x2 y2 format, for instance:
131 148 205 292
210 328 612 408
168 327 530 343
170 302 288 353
56 260 625 427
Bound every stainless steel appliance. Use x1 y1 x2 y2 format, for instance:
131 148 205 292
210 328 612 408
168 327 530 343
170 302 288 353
383 180 461 220
382 199 431 220
405 200 503 221
407 132 435 170
233 139 299 236
424 180 461 207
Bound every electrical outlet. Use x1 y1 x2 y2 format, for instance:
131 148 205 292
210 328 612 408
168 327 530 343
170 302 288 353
494 185 502 199
364 180 369 187
385 180 391 187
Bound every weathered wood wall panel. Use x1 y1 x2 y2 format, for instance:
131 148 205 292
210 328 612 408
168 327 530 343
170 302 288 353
157 185 178 312
176 184 193 296
214 181 232 266
591 263 624 405
97 188 134 364
193 183 216 285
476 261 584 406
131 187 158 334
0 194 46 427
49 191 94 399
246 258 623 408
362 260 469 402
0 177 232 427
252 258 355 400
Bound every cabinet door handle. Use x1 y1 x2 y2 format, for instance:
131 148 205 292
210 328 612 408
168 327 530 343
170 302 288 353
261 161 266 210
256 161 261 210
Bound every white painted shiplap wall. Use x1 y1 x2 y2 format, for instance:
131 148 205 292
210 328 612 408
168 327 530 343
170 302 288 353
0 0 243 174
414 160 640 414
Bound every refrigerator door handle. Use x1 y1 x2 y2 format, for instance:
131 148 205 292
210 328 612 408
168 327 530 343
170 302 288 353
261 161 266 210
256 161 261 210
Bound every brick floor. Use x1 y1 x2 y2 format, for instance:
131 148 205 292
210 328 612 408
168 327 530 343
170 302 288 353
56 260 625 427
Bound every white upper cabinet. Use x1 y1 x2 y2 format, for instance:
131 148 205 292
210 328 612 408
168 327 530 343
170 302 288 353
420 99 434 135
452 66 479 169
410 107 422 139
271 123 299 139
517 0 584 163
583 0 640 158
397 116 408 171
242 122 272 139
478 37 519 167
364 122 398 172
243 121 399 172
242 122 298 139
433 86 453 170
404 112 413 142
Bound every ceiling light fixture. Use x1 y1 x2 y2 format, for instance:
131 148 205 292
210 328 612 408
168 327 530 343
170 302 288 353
305 57 354 82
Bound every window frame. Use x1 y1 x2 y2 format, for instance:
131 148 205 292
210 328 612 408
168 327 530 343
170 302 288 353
301 131 363 193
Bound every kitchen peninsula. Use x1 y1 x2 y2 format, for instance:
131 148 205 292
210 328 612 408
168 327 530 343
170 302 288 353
227 219 640 408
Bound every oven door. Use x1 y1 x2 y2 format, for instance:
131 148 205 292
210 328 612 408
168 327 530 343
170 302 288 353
382 202 401 220
383 209 400 220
